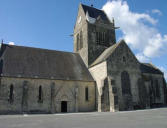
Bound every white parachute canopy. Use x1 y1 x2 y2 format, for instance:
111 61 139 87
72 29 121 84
86 11 96 24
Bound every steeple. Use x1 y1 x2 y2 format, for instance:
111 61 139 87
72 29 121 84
74 4 117 67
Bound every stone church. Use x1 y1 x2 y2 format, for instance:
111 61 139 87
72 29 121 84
0 4 166 114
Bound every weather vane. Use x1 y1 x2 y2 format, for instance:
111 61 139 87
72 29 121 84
89 0 94 7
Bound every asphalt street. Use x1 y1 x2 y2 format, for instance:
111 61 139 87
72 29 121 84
0 108 167 128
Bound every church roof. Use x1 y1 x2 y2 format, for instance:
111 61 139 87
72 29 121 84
81 4 109 21
0 44 94 81
90 40 122 67
140 63 163 75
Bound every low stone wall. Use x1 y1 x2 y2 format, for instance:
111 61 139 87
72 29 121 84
0 77 96 114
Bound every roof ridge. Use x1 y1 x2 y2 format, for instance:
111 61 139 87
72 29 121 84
81 4 103 11
140 63 163 74
148 63 158 69
2 43 76 55
141 63 158 69
90 42 121 67
81 3 109 22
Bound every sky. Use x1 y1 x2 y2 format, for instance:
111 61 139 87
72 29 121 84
0 0 167 80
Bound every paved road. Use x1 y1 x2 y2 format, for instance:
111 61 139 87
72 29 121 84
0 108 167 128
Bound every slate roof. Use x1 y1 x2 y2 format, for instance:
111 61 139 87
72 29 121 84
90 40 122 67
140 63 163 75
81 4 109 21
0 44 94 81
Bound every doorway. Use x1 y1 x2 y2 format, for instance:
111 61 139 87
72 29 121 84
61 101 67 112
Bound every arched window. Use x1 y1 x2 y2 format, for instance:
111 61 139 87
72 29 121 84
85 87 89 101
96 32 100 44
155 80 160 98
121 71 131 95
80 31 83 49
9 84 14 103
76 31 83 51
123 56 126 63
0 59 3 73
77 33 80 51
38 86 43 102
101 32 106 44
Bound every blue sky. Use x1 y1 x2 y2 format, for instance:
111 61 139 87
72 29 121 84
0 0 167 79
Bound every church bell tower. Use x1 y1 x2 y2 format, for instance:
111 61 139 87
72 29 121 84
74 4 116 67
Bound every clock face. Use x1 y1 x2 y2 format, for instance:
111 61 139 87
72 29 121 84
78 16 82 24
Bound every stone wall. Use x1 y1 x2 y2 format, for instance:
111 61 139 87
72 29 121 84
141 73 166 107
74 4 89 67
0 77 95 114
89 61 107 112
106 41 141 111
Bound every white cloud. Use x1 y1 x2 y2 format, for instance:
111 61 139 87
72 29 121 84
152 9 162 16
136 53 150 62
8 42 15 45
102 0 167 62
159 66 167 80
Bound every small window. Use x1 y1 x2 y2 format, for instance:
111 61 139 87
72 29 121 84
0 59 3 73
96 32 100 44
38 86 43 103
155 80 160 98
77 34 80 51
76 31 83 51
99 32 102 43
112 87 117 94
114 96 118 105
9 84 14 103
111 80 115 85
123 56 126 63
101 32 106 44
85 87 89 101
80 31 83 49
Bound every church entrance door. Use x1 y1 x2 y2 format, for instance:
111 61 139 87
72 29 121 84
61 101 67 112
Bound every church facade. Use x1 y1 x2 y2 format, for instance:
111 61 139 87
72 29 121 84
0 4 166 114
